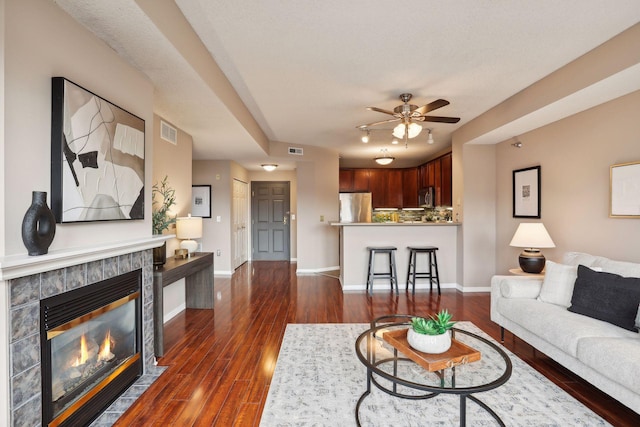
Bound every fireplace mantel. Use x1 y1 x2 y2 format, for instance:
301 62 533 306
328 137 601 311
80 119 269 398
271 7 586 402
0 235 173 281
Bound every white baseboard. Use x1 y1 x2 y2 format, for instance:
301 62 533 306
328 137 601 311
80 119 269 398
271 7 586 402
296 265 339 275
163 303 186 323
214 270 233 277
340 283 491 293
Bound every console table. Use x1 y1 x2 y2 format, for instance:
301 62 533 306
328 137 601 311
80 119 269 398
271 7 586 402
153 252 214 356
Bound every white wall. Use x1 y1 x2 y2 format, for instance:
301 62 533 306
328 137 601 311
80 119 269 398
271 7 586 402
3 0 154 255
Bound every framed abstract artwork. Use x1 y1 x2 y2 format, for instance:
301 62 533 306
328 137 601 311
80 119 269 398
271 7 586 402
51 77 145 223
191 185 211 218
513 166 541 218
610 161 640 218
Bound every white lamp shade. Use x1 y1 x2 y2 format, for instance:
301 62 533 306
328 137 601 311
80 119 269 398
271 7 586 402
392 122 422 139
176 216 202 239
509 223 555 248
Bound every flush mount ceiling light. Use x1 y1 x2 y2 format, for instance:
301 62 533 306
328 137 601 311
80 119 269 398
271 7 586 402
361 129 370 143
261 164 278 172
374 149 395 165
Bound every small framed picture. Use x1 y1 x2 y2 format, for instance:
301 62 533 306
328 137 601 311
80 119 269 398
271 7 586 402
191 185 211 218
513 166 541 218
610 161 640 218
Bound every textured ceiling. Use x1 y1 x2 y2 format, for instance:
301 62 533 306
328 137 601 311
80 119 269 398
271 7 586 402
54 0 640 169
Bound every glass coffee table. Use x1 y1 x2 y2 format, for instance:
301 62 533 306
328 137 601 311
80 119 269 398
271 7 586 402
355 315 512 426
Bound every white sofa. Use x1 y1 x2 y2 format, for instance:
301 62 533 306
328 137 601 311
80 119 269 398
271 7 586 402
491 252 640 414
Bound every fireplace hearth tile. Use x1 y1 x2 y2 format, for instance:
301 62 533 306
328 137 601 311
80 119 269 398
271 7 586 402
10 333 39 376
66 264 86 290
10 302 38 341
88 260 104 284
12 364 40 407
118 254 132 274
104 256 119 279
41 268 65 297
131 251 143 269
10 274 40 306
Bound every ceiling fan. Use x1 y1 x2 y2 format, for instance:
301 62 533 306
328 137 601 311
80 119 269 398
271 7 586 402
356 93 460 146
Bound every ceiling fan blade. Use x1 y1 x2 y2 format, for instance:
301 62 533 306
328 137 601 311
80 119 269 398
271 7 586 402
356 118 401 129
419 115 461 124
415 99 450 115
366 106 398 116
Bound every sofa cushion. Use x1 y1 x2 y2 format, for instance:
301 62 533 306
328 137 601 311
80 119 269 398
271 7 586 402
577 337 640 395
500 279 542 299
537 261 578 308
568 266 640 332
497 298 637 357
562 252 605 268
598 258 640 278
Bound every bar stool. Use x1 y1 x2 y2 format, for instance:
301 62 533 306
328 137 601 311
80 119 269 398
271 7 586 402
365 246 399 295
406 246 441 295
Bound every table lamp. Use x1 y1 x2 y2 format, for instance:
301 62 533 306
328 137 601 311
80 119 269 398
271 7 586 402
509 223 555 273
176 215 202 256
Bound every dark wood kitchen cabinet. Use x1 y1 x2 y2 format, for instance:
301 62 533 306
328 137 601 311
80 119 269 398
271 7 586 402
339 169 354 192
402 168 419 207
339 151 451 208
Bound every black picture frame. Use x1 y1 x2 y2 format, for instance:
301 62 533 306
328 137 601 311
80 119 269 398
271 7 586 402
513 166 541 218
191 185 212 218
51 77 145 223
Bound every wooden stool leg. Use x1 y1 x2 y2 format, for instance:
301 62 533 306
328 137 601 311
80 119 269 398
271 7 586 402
390 250 398 294
366 250 374 295
432 250 441 295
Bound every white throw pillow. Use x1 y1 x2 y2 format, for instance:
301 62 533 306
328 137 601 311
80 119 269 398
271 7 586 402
538 261 578 308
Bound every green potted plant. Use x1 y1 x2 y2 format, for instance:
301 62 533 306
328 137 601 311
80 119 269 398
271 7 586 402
407 309 456 354
152 176 176 266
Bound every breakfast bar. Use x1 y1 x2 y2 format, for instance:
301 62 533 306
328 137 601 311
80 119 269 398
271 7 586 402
331 222 460 292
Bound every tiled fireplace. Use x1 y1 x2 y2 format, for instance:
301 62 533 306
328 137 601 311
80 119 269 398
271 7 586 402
2 237 166 426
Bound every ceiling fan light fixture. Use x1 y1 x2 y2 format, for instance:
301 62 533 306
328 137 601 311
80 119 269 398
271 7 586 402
374 149 395 165
392 122 422 139
261 164 278 172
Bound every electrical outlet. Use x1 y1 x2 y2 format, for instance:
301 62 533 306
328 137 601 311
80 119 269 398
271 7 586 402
320 215 324 222
216 249 221 256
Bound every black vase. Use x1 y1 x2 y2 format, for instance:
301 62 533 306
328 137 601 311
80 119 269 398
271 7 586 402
153 241 167 267
22 191 56 256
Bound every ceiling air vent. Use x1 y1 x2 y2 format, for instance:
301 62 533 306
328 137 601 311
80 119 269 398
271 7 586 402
288 147 303 156
160 120 177 145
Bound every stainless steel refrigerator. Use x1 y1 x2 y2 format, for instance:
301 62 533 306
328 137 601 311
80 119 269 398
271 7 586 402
339 192 372 223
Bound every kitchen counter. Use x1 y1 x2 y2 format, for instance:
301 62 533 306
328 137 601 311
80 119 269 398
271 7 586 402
331 222 460 226
333 222 459 292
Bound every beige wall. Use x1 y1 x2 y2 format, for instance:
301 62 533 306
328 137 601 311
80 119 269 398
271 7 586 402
495 90 640 272
194 140 339 275
152 115 194 255
453 23 640 289
3 0 153 254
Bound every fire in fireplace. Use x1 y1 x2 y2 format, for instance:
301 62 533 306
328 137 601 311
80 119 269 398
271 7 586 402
41 270 143 427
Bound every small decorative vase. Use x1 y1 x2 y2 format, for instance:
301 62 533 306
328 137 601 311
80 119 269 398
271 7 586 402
407 328 452 354
21 191 56 256
153 241 167 267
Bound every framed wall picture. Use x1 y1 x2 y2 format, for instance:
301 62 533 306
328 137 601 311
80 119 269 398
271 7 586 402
191 185 211 218
51 77 145 223
610 161 640 218
513 166 541 218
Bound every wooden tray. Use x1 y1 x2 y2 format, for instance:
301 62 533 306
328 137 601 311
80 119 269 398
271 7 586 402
382 328 481 372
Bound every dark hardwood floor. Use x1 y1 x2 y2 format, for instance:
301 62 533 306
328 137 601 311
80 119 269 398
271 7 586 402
115 261 640 426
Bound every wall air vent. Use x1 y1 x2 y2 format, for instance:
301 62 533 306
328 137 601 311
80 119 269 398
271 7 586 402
288 147 303 156
160 120 177 145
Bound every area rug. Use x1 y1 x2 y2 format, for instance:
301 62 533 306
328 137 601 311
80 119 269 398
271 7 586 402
260 322 610 426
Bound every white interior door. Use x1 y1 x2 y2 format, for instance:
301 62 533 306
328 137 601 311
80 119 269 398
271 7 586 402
233 179 249 269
